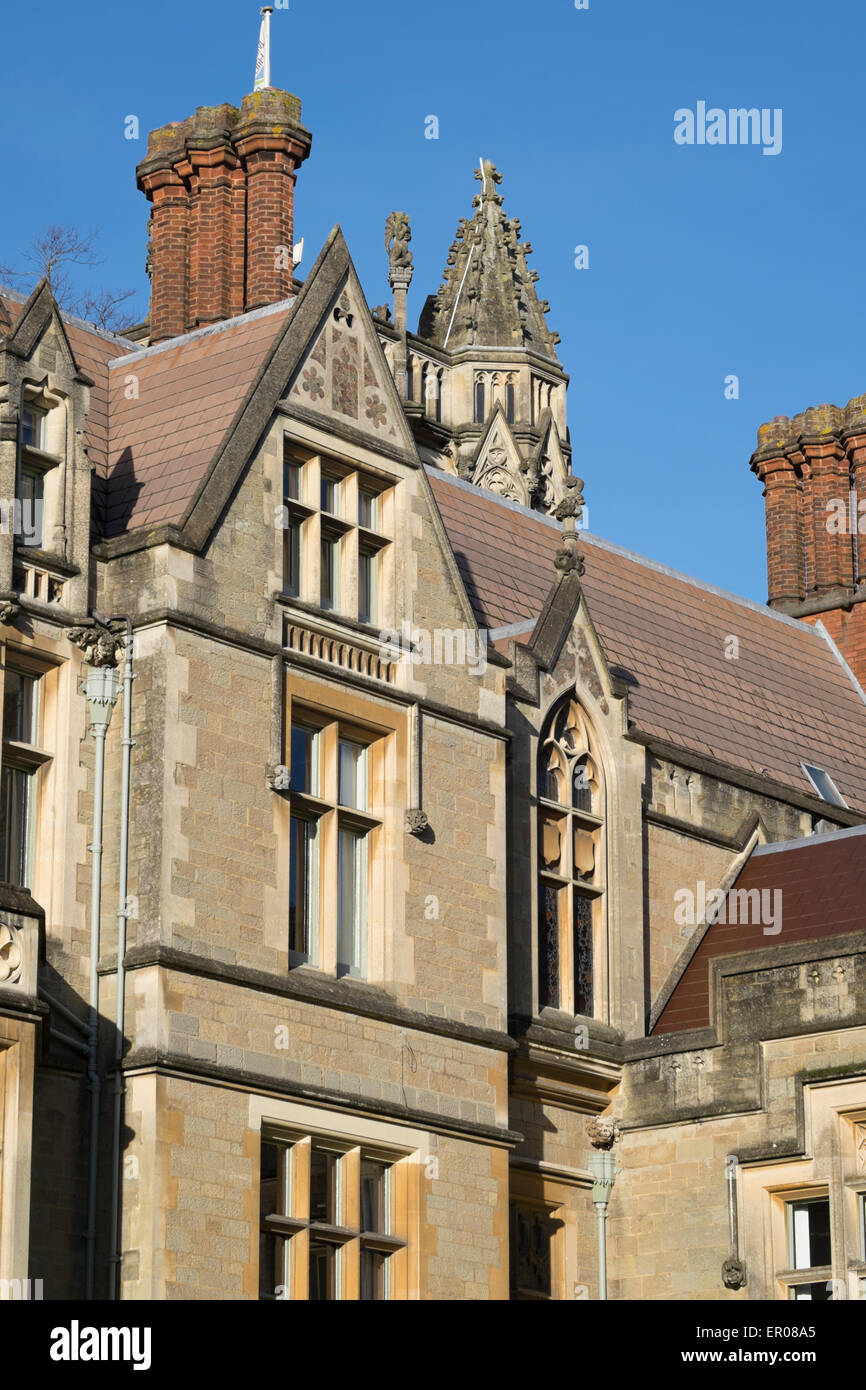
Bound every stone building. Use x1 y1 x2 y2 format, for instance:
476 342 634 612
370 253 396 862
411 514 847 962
0 77 864 1301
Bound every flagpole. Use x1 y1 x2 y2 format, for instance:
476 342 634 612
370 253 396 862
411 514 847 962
255 6 273 91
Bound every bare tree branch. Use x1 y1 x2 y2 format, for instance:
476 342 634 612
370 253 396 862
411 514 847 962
1 224 138 332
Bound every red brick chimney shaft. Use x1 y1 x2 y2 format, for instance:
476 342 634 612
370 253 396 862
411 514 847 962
137 92 312 343
751 404 866 686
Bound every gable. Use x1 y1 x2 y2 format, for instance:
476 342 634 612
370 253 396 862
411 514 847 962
471 408 529 504
530 412 569 512
284 274 415 456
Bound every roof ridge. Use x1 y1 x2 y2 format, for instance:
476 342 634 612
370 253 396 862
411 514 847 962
424 464 828 638
0 283 139 350
107 297 295 369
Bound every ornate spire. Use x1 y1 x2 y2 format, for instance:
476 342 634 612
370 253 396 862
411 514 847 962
553 476 586 576
418 161 560 358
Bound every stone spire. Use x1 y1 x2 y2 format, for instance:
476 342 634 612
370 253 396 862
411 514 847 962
418 161 560 359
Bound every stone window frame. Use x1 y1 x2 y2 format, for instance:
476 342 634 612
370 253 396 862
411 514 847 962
0 650 54 892
16 385 64 556
771 1183 834 1300
535 692 606 1020
281 437 393 629
258 1126 410 1301
742 1091 866 1300
284 690 392 981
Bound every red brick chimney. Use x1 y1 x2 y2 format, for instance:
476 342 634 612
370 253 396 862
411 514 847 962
751 398 866 686
137 90 312 343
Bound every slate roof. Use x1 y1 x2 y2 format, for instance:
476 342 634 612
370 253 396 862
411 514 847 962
1 287 293 538
102 301 292 535
427 467 866 812
652 825 866 1034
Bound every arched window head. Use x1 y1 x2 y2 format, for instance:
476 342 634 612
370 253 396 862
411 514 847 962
474 374 486 424
537 694 604 1018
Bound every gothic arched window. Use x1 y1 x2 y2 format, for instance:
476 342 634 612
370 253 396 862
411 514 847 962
537 694 604 1017
505 378 516 424
474 375 486 423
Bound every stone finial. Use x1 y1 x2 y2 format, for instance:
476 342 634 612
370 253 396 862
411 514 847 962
67 618 126 667
553 475 586 576
586 1116 618 1150
474 159 503 201
385 211 413 284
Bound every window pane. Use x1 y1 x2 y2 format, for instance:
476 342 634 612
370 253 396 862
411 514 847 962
510 1206 553 1299
321 534 339 610
358 490 377 529
474 379 485 423
309 1240 336 1300
573 893 594 1016
790 1199 831 1270
572 756 592 811
360 1248 386 1301
0 765 32 887
321 475 339 515
309 1147 339 1225
338 740 366 810
259 1141 291 1219
259 1230 289 1301
283 459 302 502
358 550 376 626
20 407 43 450
289 816 317 959
790 1281 833 1300
284 517 301 595
18 468 43 547
360 1158 388 1232
538 881 560 1009
290 725 317 794
3 669 37 744
338 828 367 975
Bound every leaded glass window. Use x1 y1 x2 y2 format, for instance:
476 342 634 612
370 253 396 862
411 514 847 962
536 695 604 1017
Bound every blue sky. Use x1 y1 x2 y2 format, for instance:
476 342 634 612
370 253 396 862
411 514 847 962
2 0 864 601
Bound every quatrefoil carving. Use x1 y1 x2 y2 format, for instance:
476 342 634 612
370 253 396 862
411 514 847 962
0 922 22 985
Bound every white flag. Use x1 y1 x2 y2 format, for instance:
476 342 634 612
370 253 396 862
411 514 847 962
254 9 271 91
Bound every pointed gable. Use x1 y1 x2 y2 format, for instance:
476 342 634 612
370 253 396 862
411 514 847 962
285 273 413 453
470 406 531 504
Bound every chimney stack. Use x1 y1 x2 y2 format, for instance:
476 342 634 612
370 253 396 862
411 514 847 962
137 90 312 343
751 397 866 686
